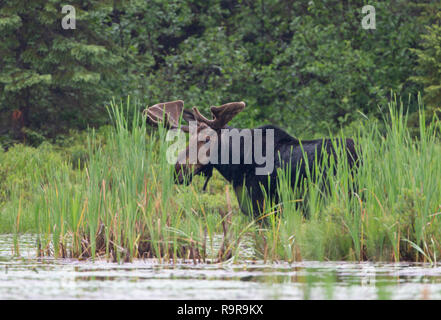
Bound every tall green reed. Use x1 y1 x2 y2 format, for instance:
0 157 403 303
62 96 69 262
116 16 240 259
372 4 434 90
11 95 441 263
29 98 226 262
258 96 441 262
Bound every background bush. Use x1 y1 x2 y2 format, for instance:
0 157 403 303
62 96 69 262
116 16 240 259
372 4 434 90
1 0 441 146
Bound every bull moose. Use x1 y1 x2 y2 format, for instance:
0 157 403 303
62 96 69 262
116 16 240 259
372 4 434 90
145 100 359 218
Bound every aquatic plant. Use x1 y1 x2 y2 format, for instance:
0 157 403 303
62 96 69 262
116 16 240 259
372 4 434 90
6 96 441 263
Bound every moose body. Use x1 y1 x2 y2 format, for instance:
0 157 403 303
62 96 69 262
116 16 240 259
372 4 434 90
145 100 359 218
208 125 358 217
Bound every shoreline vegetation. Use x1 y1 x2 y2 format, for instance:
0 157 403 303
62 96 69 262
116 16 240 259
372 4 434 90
1 97 441 264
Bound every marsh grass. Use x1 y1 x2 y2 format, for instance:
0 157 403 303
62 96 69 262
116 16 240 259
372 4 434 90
255 96 441 262
5 96 441 263
15 98 245 262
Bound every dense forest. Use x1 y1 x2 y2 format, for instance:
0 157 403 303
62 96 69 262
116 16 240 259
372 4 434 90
1 0 440 147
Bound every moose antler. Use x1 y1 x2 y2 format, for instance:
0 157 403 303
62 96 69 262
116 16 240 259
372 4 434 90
192 101 246 129
144 100 189 131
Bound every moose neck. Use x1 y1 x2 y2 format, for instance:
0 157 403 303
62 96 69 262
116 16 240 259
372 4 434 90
209 124 301 188
211 127 270 188
212 163 254 187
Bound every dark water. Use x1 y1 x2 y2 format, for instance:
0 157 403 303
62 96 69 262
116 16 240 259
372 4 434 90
1 234 440 299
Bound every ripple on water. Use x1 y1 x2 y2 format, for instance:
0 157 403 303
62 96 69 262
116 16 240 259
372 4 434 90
0 234 441 299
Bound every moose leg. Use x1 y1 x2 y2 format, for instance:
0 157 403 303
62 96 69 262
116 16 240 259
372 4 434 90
201 166 213 191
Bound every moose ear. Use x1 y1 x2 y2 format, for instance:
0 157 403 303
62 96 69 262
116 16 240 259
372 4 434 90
182 109 196 123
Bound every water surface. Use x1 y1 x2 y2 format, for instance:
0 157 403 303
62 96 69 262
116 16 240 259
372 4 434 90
1 234 440 299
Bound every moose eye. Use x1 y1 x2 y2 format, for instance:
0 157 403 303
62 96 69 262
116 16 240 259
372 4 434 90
205 137 210 143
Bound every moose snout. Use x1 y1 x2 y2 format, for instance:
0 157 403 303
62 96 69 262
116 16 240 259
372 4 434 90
174 163 205 185
174 163 195 185
174 164 187 185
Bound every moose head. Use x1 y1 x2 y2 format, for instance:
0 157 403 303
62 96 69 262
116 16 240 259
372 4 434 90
144 100 246 186
145 99 359 219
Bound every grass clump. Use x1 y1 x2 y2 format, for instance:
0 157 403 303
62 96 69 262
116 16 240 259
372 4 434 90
13 98 245 263
258 96 441 263
3 95 441 263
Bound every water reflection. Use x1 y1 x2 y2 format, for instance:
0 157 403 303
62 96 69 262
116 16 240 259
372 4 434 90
0 234 440 299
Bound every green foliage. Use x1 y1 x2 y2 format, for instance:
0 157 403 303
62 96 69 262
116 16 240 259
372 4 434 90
0 0 121 140
1 0 440 143
411 12 441 110
0 143 64 202
0 142 68 232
